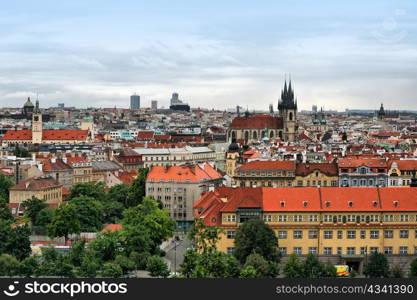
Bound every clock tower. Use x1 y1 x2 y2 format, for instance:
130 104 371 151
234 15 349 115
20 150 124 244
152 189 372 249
32 100 43 144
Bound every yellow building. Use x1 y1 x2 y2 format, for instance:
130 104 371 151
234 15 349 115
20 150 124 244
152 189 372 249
295 162 339 187
233 161 295 187
194 186 417 273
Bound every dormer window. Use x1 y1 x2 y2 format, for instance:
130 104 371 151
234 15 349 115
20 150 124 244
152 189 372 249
325 201 330 207
348 201 353 207
372 201 378 207
393 201 399 207
303 201 308 207
280 201 285 207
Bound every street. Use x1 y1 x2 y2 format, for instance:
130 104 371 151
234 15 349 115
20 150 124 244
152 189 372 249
164 235 192 274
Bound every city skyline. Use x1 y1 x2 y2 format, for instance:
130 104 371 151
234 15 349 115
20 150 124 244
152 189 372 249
1 1 417 111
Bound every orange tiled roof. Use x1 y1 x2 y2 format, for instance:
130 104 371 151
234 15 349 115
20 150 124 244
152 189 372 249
101 224 123 232
194 187 417 223
147 163 221 183
390 160 417 171
338 157 388 168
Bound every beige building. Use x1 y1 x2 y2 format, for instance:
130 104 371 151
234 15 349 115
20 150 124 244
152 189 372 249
9 176 63 204
146 163 222 229
233 160 296 187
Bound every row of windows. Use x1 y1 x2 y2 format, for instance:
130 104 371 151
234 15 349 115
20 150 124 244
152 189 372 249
274 230 415 239
278 246 414 255
263 214 417 223
237 171 295 177
148 187 187 193
297 180 338 187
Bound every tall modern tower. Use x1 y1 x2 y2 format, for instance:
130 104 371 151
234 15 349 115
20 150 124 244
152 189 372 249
130 94 140 109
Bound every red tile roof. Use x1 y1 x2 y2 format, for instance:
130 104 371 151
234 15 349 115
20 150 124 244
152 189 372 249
101 224 123 232
296 162 338 176
390 160 417 171
194 187 417 225
147 163 221 183
230 114 284 129
137 131 154 140
338 158 388 168
2 129 89 141
236 160 295 171
9 176 62 191
43 159 72 171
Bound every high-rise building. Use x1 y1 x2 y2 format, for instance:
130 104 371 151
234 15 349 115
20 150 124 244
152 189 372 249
130 94 140 109
151 100 158 110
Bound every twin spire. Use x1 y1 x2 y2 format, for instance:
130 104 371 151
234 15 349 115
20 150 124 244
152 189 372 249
278 77 297 110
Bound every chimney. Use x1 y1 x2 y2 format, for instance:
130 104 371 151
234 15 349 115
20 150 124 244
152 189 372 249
62 157 67 164
51 157 56 164
38 163 43 172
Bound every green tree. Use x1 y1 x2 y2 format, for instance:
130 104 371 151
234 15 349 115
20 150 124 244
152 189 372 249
78 254 100 277
101 262 123 278
68 182 105 202
14 145 31 158
302 254 336 278
68 239 87 267
35 208 54 227
101 199 124 224
126 168 149 207
0 220 32 260
146 255 170 278
18 256 39 277
363 252 390 278
239 265 258 278
88 230 124 262
70 196 103 232
47 204 81 243
22 196 47 226
179 249 199 277
122 197 175 253
106 184 130 208
283 254 303 278
0 174 14 203
114 255 135 274
0 254 19 276
391 265 404 278
180 220 240 278
234 218 280 264
35 247 75 277
188 218 223 255
0 200 13 221
410 258 417 278
243 252 271 278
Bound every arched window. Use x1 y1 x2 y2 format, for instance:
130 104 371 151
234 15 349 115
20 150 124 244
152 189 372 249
278 131 283 139
253 131 257 140
244 131 249 143
289 112 293 121
270 131 274 138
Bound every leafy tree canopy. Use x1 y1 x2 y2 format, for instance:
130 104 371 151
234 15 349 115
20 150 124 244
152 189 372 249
234 218 280 264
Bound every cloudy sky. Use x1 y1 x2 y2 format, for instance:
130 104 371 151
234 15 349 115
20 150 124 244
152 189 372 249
1 0 416 111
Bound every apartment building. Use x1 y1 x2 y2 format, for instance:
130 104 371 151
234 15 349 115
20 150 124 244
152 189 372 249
194 186 417 274
146 163 222 228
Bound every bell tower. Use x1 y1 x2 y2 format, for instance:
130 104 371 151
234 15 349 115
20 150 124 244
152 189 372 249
32 100 43 144
278 79 298 142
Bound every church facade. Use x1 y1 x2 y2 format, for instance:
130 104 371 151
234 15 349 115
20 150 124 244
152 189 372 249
227 80 298 144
